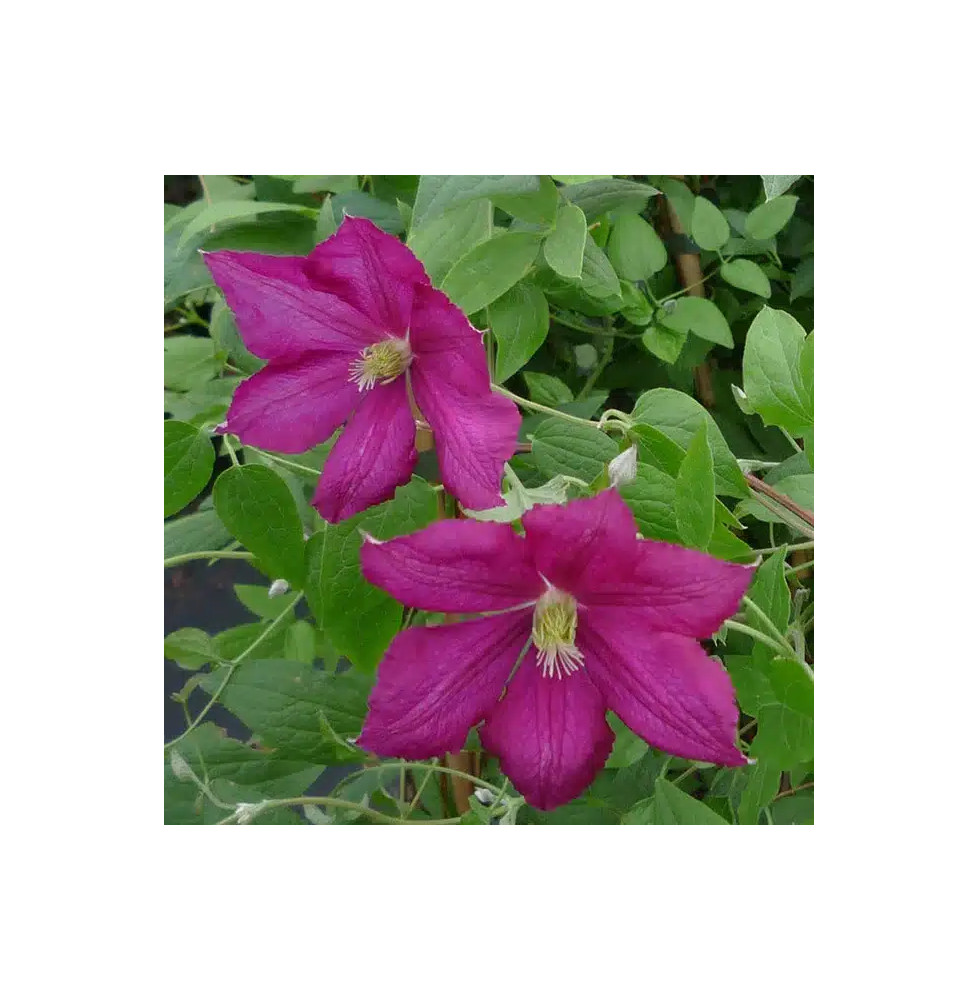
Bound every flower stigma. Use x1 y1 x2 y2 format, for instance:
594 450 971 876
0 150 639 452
349 337 412 391
531 588 585 679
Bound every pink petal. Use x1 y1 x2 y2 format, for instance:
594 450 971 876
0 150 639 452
409 284 492 396
203 250 379 360
312 378 417 523
304 217 429 336
579 606 747 767
406 287 518 510
221 352 359 453
361 519 544 613
481 663 614 810
358 609 533 759
522 491 641 597
585 540 755 638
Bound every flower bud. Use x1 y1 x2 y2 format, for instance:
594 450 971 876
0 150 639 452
608 445 638 489
473 787 495 806
169 750 194 783
267 579 290 598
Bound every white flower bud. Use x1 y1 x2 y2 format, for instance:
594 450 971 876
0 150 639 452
608 445 638 489
233 801 266 824
169 750 194 783
473 787 495 806
267 579 290 598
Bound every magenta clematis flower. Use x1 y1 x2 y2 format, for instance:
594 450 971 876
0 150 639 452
357 490 755 810
202 217 520 522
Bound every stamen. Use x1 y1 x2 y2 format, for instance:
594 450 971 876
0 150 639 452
349 338 411 391
531 589 584 679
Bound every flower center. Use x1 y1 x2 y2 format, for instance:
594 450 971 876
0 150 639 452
349 338 412 391
531 588 584 679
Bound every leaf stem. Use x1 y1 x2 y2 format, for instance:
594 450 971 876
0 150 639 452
219 795 463 825
224 434 240 467
245 446 321 478
163 592 303 750
784 559 815 577
577 335 614 399
491 384 601 428
723 619 797 661
741 596 794 655
163 550 255 569
752 541 814 556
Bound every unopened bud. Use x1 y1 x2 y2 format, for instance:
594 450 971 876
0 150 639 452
608 445 638 489
268 579 289 598
473 787 495 806
233 801 266 824
169 750 194 782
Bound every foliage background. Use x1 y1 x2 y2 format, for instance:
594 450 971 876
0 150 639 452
164 174 814 825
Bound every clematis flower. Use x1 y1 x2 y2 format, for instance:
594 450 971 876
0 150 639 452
357 490 754 810
202 217 520 522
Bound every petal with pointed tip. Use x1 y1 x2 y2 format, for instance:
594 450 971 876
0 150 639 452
522 489 640 597
481 663 614 810
358 610 532 759
304 216 429 335
579 606 747 767
585 540 754 638
203 250 379 359
221 352 359 453
312 378 417 523
361 519 543 613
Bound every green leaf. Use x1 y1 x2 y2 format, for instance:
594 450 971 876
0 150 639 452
212 465 306 587
462 470 568 523
164 723 321 825
720 258 771 298
790 255 814 301
164 627 214 669
315 197 338 241
305 478 438 672
619 282 653 326
762 175 802 201
214 620 291 662
640 323 687 364
662 297 733 348
560 178 659 219
209 299 262 374
762 655 814 718
543 203 588 278
605 713 649 768
690 197 731 251
164 509 231 558
196 659 370 763
164 421 215 517
751 702 814 769
177 201 316 251
292 175 359 194
738 761 781 824
769 789 813 824
530 419 618 483
649 778 729 824
331 191 403 234
737 474 814 525
233 583 296 620
411 175 539 233
441 232 543 315
748 546 790 633
675 421 715 550
578 234 621 299
407 198 492 286
493 176 560 225
607 213 668 280
742 307 814 435
488 281 550 382
524 372 572 407
745 195 798 240
164 336 221 391
631 388 748 498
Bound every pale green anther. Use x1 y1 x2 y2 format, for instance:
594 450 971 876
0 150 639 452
531 589 585 678
349 338 411 391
